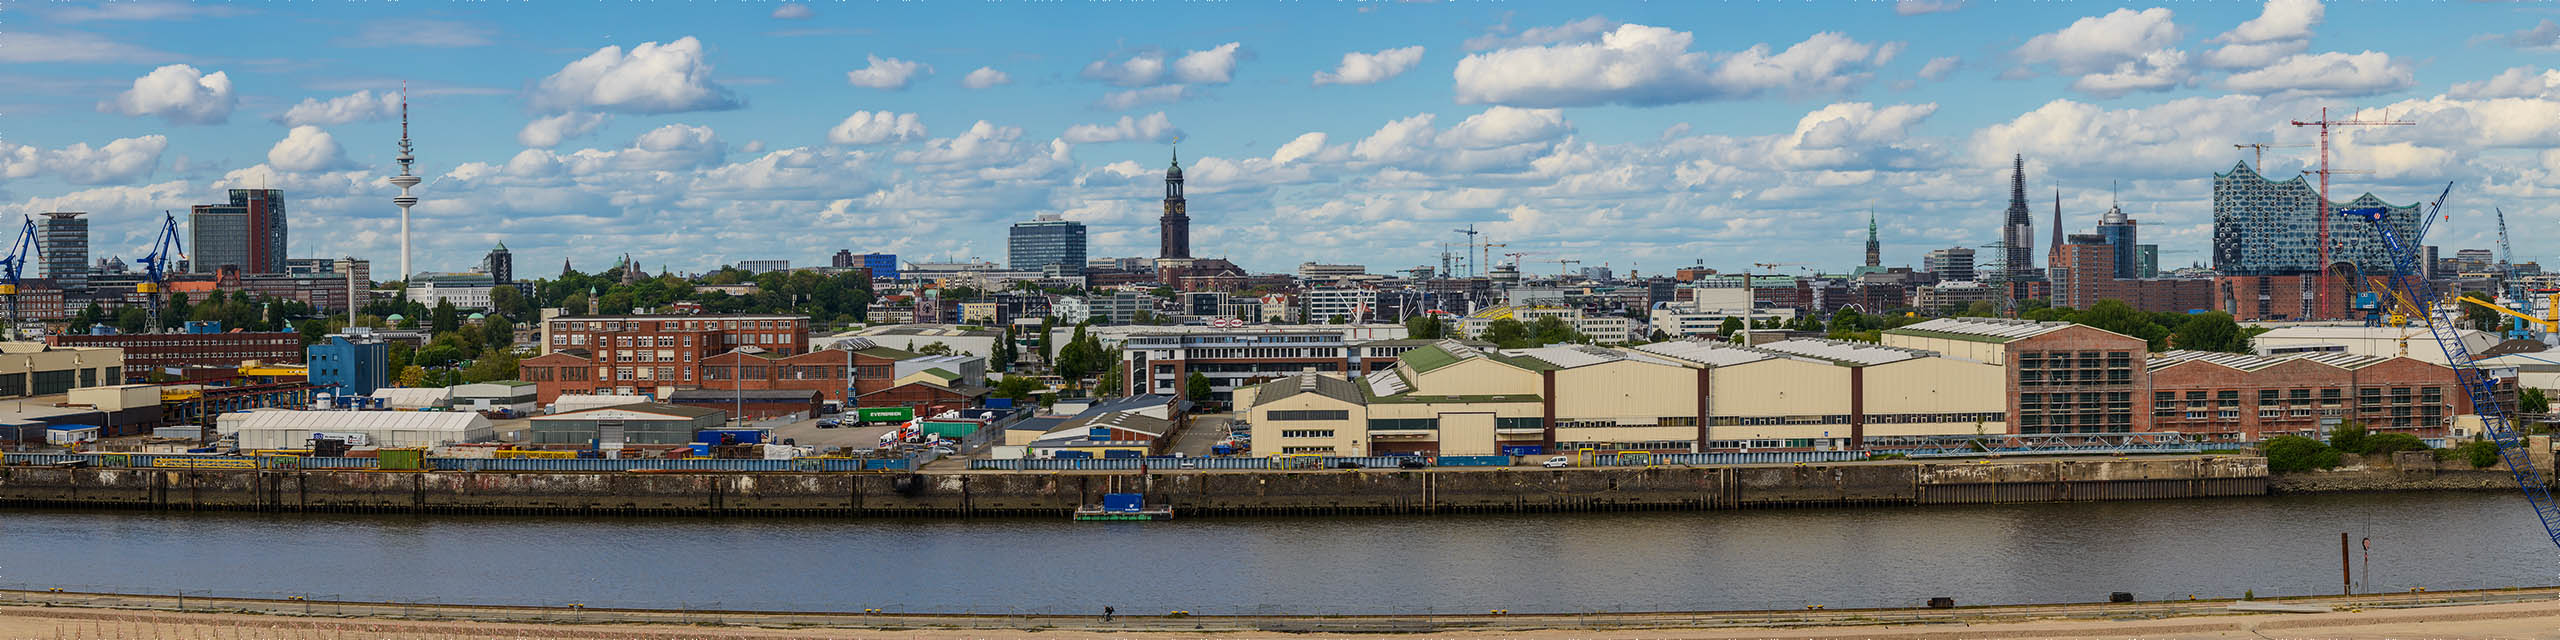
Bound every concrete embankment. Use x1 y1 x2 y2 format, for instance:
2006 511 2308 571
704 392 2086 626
2271 450 2537 493
0 456 2269 516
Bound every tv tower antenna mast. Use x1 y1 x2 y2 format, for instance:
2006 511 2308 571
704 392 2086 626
390 82 421 284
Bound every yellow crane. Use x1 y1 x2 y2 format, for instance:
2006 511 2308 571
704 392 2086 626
2460 295 2554 333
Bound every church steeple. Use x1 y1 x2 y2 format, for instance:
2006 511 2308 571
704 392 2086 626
1160 146 1191 259
1864 209 1880 267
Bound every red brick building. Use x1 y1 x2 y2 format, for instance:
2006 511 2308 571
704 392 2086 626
49 331 301 376
2146 351 2473 442
1883 318 2150 434
520 314 810 402
2215 274 2350 321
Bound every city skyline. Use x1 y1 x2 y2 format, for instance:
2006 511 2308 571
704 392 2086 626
2 2 2555 276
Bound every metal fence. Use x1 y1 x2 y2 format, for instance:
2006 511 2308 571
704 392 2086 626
2 452 926 473
1595 451 1870 466
1435 455 1511 466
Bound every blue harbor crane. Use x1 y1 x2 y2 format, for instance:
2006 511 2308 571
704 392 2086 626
0 216 36 340
133 211 186 334
2348 203 2560 553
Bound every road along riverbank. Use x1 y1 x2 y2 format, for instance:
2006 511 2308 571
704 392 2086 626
0 455 2272 516
0 585 2556 638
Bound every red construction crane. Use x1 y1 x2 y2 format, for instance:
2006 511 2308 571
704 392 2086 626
2290 107 2414 320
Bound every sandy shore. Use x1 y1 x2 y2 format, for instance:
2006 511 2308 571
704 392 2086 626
5 595 2560 640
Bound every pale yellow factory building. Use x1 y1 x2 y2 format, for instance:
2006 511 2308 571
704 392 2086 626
1239 373 1368 455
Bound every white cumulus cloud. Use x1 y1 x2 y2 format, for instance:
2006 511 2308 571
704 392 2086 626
828 111 927 145
1894 0 1962 16
962 67 1012 89
2450 67 2560 99
2202 0 2321 69
1081 42 1245 87
772 4 814 19
99 64 233 125
2222 51 2414 97
267 126 353 172
1453 24 1895 107
1063 113 1182 144
1100 86 1190 110
0 136 169 185
846 55 931 90
530 36 742 114
2016 8 2182 75
273 90 403 127
517 112 611 148
1314 46 1424 86
1918 56 1962 81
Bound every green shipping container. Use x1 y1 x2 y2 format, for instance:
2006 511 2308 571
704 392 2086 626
919 420 978 438
857 407 915 422
378 448 426 471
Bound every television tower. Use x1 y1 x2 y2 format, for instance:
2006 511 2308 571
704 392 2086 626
390 84 420 282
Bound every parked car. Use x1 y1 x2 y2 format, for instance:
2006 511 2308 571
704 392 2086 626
1398 458 1428 469
1178 460 1198 469
815 419 841 429
1542 456 1571 468
1332 461 1364 469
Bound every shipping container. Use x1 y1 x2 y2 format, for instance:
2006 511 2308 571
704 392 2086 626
855 407 915 423
694 429 765 445
377 448 427 470
1102 493 1144 513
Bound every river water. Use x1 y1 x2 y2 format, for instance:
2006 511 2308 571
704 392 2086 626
2 492 2553 614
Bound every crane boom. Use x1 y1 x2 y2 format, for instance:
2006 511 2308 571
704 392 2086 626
2349 205 2560 554
0 216 35 340
2498 208 2532 339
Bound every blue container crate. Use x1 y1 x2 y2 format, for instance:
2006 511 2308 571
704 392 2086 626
1101 493 1144 513
1501 445 1546 456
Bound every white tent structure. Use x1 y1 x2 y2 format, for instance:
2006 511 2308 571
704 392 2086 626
551 393 651 414
370 387 453 410
232 410 494 451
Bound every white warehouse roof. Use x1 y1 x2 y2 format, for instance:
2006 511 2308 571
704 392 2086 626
232 410 493 451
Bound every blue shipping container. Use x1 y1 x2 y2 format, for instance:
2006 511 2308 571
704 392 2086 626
1102 493 1143 513
1102 449 1140 458
1501 445 1546 456
984 398 1014 409
1053 450 1093 459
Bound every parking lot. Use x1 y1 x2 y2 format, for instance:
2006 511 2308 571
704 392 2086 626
765 416 899 452
1163 413 1242 458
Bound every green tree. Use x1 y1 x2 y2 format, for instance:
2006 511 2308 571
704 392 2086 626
114 307 147 334
70 302 103 330
163 293 192 330
1329 314 1348 324
916 341 957 356
387 341 416 372
992 375 1041 403
479 316 515 350
1958 301 2000 318
1184 372 1212 403
1717 316 1744 338
2262 435 2343 473
2363 432 2427 455
459 348 521 383
1405 315 1448 340
1528 316 1587 345
1096 360 1127 398
2076 300 2169 350
1482 318 1531 347
2523 388 2550 416
487 285 527 322
431 299 460 333
394 365 429 387
2170 311 2250 353
413 343 466 369
2327 421 2370 454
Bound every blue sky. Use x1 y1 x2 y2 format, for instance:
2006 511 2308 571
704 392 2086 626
5 1 2558 278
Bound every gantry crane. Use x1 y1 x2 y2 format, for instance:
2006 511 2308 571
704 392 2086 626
0 216 35 340
2291 108 2415 320
134 211 185 334
2348 204 2560 554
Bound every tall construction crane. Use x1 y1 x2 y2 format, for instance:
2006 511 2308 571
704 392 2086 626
134 211 185 335
1452 225 1481 277
2232 142 2309 167
0 216 35 340
2348 204 2560 554
1553 258 1581 277
2291 108 2415 321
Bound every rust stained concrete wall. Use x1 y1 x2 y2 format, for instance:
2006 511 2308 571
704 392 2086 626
0 456 2271 516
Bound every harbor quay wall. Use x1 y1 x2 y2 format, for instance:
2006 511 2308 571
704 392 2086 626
0 456 2271 517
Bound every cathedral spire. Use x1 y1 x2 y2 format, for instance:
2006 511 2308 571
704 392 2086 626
1864 209 1880 268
